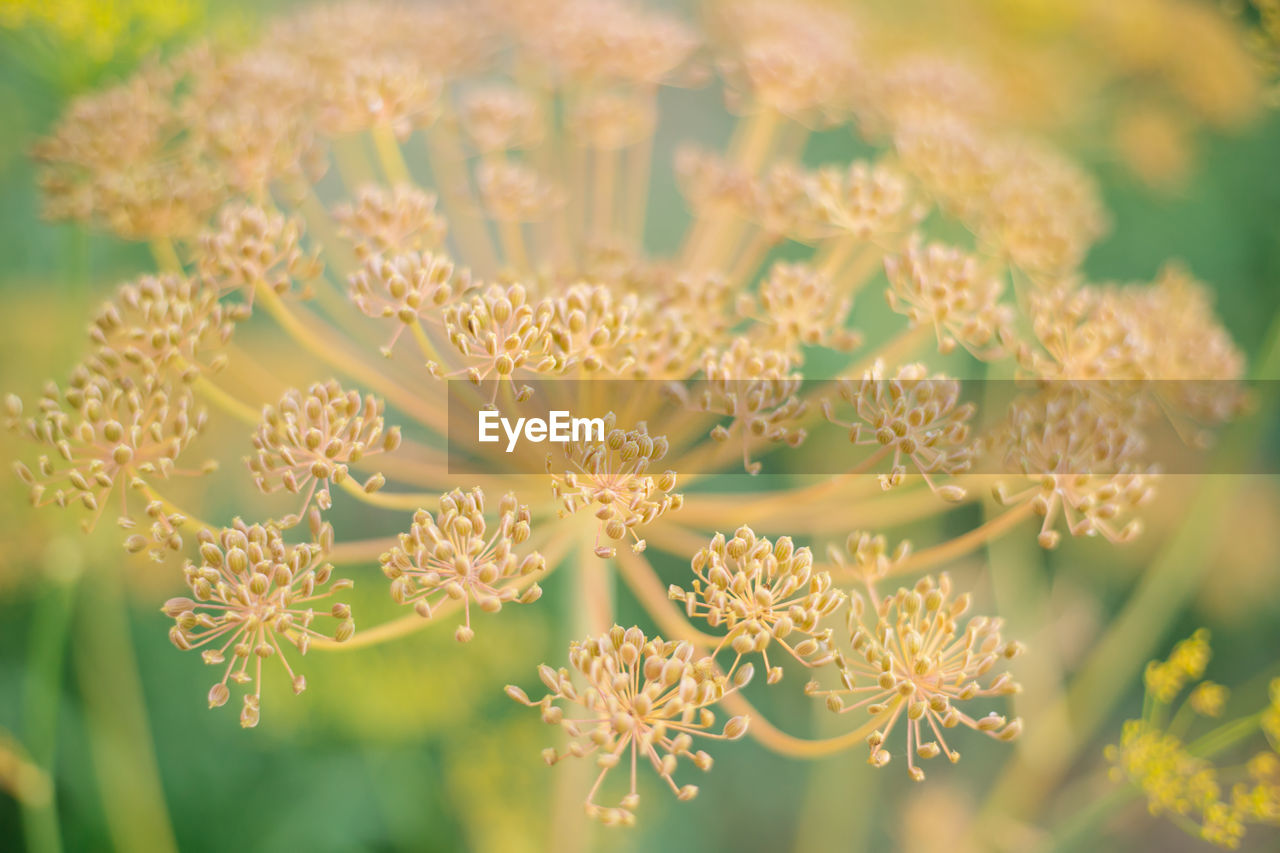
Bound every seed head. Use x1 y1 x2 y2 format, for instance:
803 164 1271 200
712 0 863 121
567 91 656 150
87 274 246 383
978 141 1108 276
824 362 975 495
742 263 858 355
381 487 544 641
439 283 562 397
197 203 321 300
672 526 844 682
348 251 471 356
811 573 1023 781
509 625 751 824
548 413 681 558
993 387 1154 548
826 532 911 583
885 237 1013 359
546 284 641 376
319 56 442 140
810 161 917 241
9 368 207 549
247 381 400 526
460 85 545 153
166 518 353 728
477 161 564 223
333 184 448 260
691 338 807 474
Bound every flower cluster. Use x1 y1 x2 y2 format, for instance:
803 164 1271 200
4 0 1264 837
380 488 544 642
507 626 751 825
810 573 1023 781
248 381 400 526
671 527 844 683
823 363 975 496
165 517 353 728
1107 632 1280 849
548 413 681 558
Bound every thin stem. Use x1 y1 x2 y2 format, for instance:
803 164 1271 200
370 124 412 186
21 574 80 853
189 373 261 426
148 239 183 275
336 475 433 511
884 501 1034 578
74 571 179 853
717 690 892 759
254 282 447 430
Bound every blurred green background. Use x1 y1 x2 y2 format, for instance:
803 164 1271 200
1 2 1279 851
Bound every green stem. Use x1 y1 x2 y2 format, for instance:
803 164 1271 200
20 575 80 853
74 571 179 853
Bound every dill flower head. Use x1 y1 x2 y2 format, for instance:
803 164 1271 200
1020 282 1146 382
381 487 544 643
545 284 641 375
87 273 246 383
1108 630 1280 849
507 625 752 825
7 370 208 549
741 262 859 354
993 387 1154 548
826 531 911 584
811 573 1023 781
165 517 353 728
977 141 1108 276
439 283 561 395
1143 628 1212 704
547 413 681 558
459 85 545 153
333 184 448 260
9 0 1261 828
809 160 917 241
823 362 974 497
197 203 321 300
348 250 471 355
670 526 844 683
248 381 400 526
693 338 807 474
884 236 1013 358
32 61 223 240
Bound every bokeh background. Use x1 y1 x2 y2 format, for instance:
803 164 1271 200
1 1 1279 851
